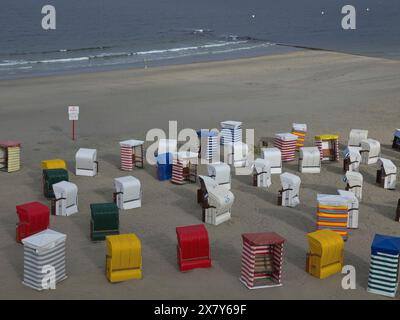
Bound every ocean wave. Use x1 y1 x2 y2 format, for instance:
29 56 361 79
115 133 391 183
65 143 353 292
0 40 275 68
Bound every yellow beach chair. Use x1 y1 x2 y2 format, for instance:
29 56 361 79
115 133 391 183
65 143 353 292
106 234 142 283
306 230 344 279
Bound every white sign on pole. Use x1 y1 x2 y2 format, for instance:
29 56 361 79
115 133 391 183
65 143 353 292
68 106 79 121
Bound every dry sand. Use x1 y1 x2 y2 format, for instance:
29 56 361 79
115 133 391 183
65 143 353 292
0 51 399 299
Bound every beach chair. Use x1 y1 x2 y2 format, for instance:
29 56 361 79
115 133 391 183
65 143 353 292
75 148 98 176
119 139 145 170
376 158 397 190
316 194 349 240
0 140 21 172
261 147 282 174
114 176 142 210
291 123 307 150
198 175 234 225
171 151 198 184
52 181 78 216
344 171 363 201
197 130 218 163
253 158 272 187
90 203 119 241
42 168 69 199
348 129 368 147
16 202 50 243
22 229 67 290
342 146 362 172
156 139 177 181
314 134 340 161
106 234 142 282
392 129 400 151
338 189 359 229
278 172 301 207
360 139 381 165
274 133 298 162
220 121 242 145
299 147 321 173
367 234 400 298
225 141 249 168
240 232 285 289
176 224 211 272
306 230 344 279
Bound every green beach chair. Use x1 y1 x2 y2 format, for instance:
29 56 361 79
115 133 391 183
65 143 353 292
90 203 119 241
42 168 69 199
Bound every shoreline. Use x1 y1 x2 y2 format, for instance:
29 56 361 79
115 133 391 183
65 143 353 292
0 48 387 85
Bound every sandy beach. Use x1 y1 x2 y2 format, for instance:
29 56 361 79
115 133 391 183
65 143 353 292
0 50 399 299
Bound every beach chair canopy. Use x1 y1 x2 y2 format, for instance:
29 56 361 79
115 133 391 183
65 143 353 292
16 202 50 242
371 234 400 256
315 134 339 141
394 129 400 139
220 120 242 129
41 159 67 170
275 132 298 142
292 123 307 132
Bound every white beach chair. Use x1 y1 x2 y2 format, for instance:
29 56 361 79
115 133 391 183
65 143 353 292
253 158 272 188
338 189 359 229
52 181 78 216
261 147 282 174
114 176 142 210
348 129 368 147
299 147 321 173
360 139 381 165
342 146 362 172
207 162 231 190
279 172 301 207
344 171 363 201
75 148 98 176
198 175 234 225
377 158 397 190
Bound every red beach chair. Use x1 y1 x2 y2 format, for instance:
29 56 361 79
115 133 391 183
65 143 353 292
176 224 211 272
16 202 49 242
